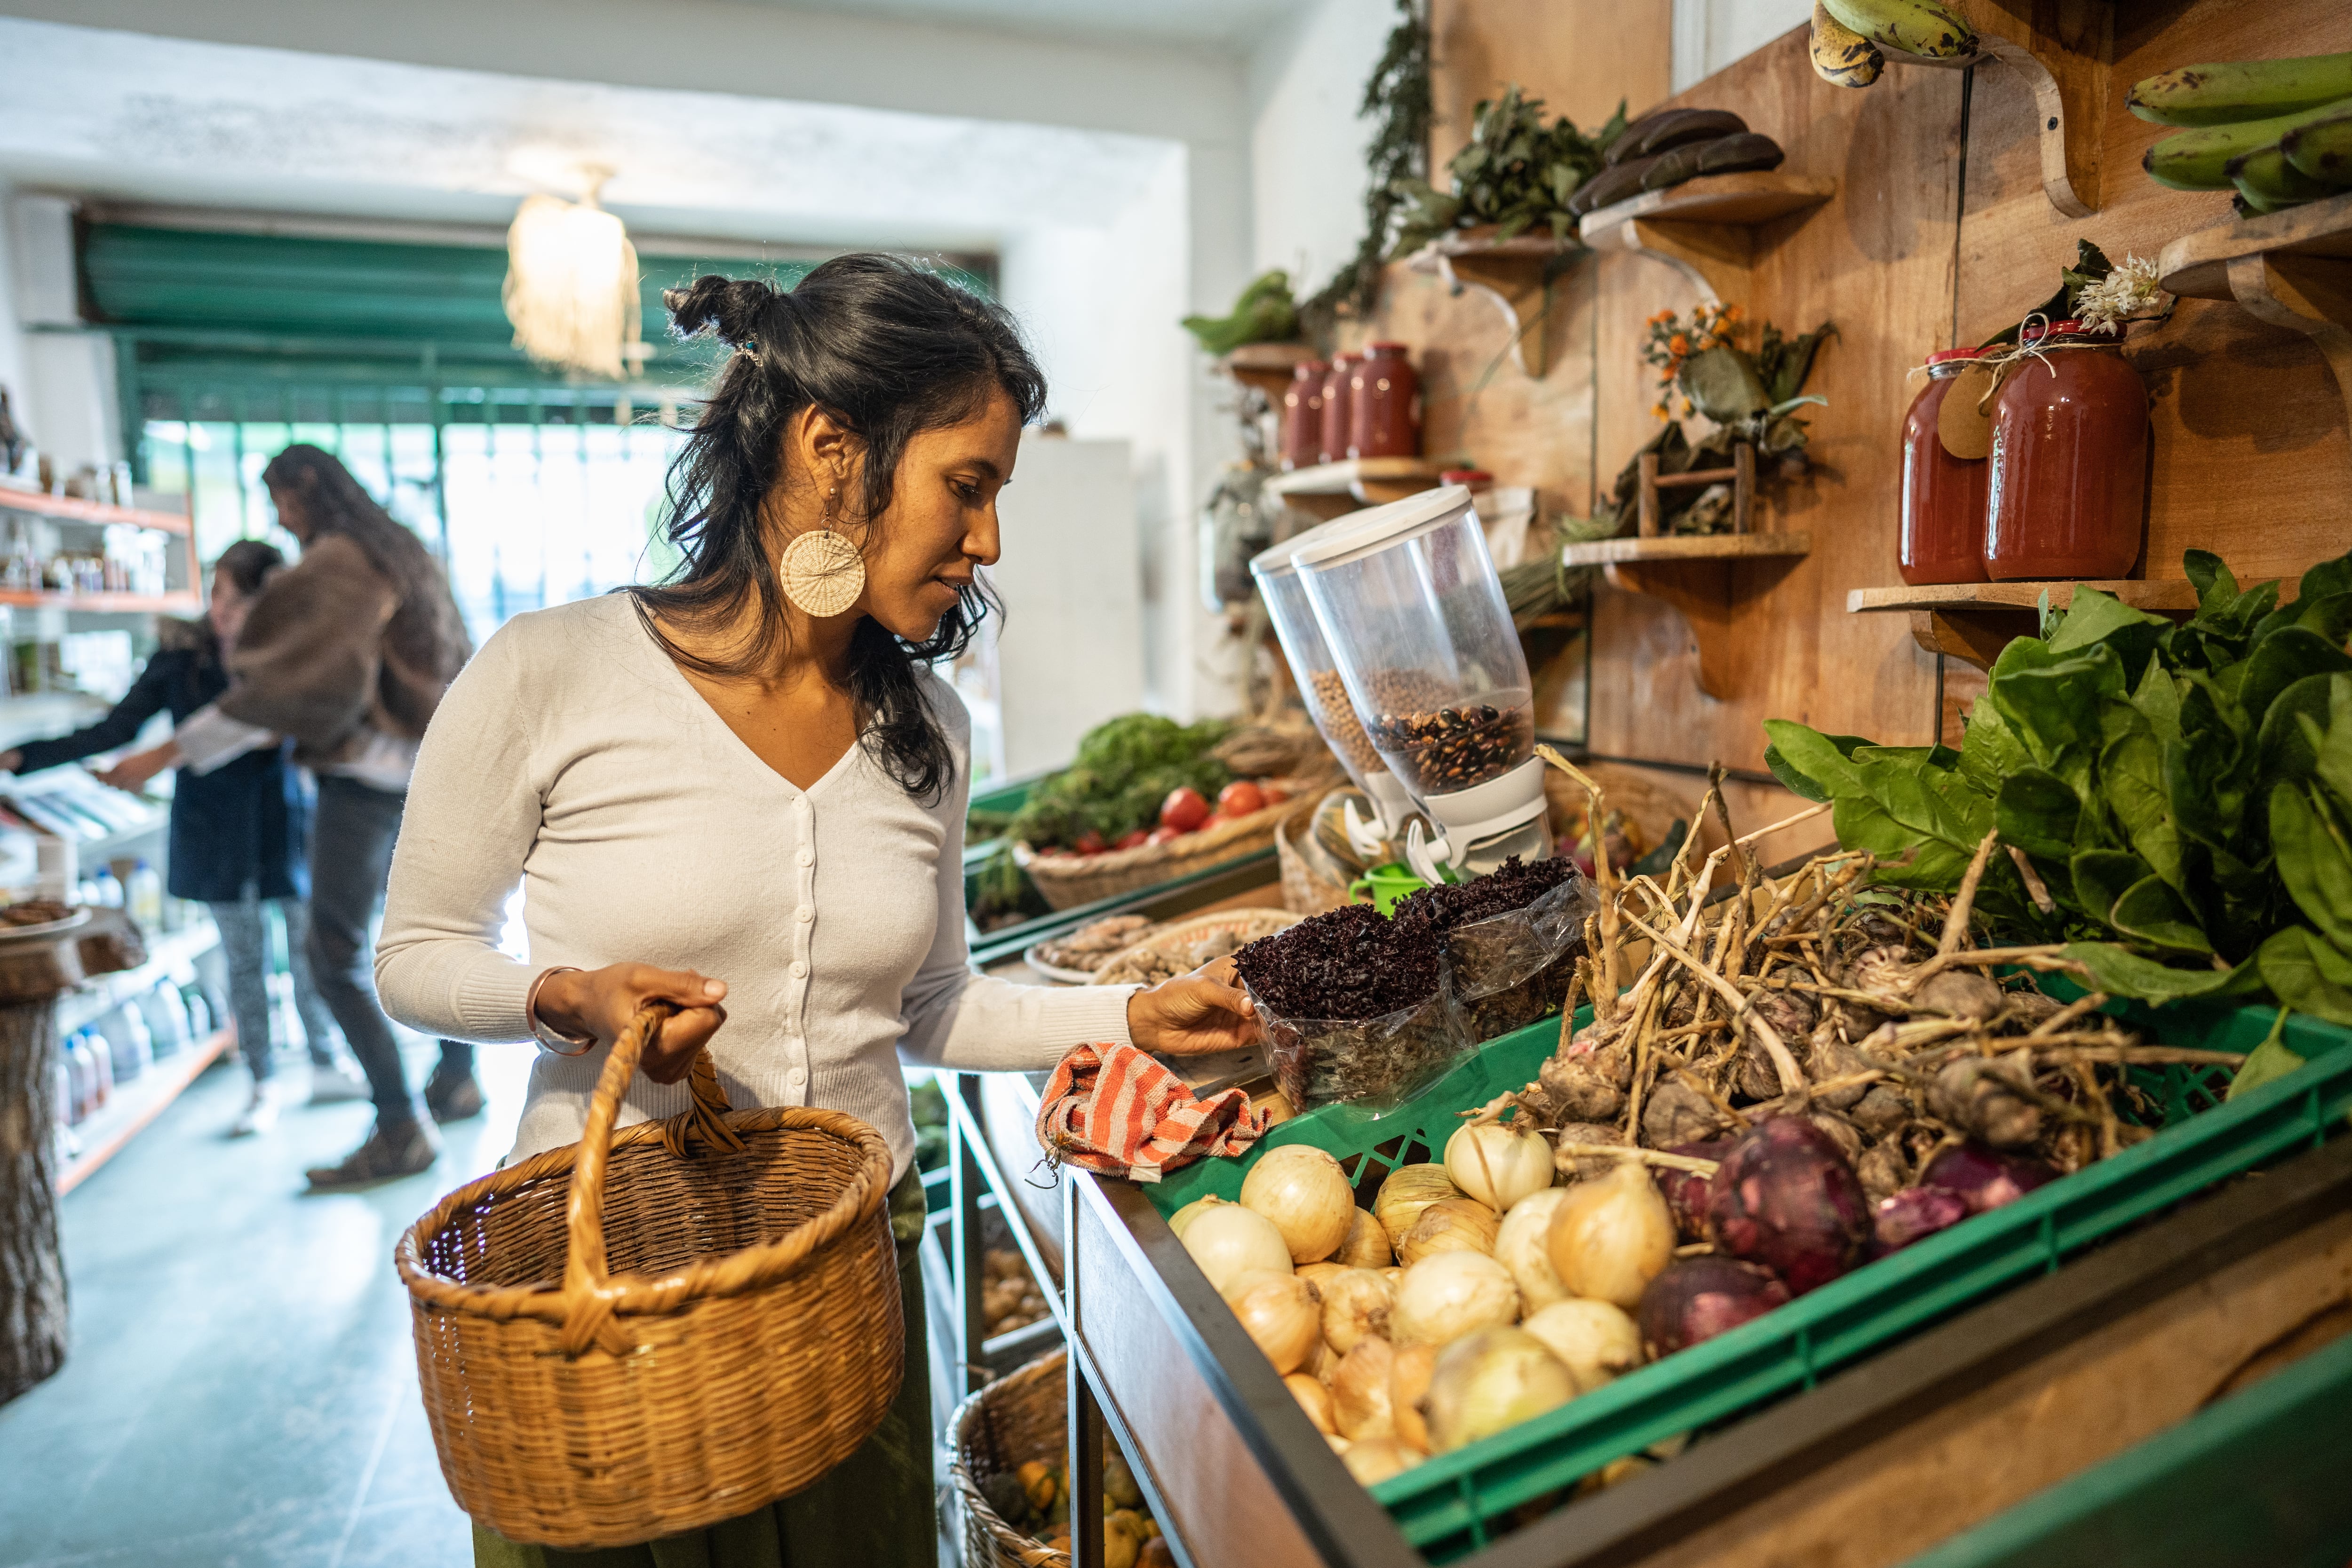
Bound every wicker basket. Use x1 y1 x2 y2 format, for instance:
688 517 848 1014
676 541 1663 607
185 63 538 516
1276 812 1353 915
1086 905 1303 987
1012 778 1323 912
396 1004 902 1550
949 1351 1070 1568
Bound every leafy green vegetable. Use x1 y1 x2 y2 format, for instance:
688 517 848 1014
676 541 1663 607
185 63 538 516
1000 712 1235 852
2226 1010 2306 1102
1391 85 1617 250
1766 550 2352 1007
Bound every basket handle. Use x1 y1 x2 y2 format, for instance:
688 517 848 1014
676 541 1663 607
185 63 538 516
555 999 741 1356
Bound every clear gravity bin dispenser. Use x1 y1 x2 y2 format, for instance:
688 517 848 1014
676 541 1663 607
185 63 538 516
1250 525 1418 861
1294 485 1551 881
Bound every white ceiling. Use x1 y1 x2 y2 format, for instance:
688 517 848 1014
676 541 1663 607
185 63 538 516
733 0 1309 51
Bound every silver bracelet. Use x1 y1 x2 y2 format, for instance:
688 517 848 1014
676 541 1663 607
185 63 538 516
526 966 597 1057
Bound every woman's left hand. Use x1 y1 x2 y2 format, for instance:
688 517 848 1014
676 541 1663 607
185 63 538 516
95 743 177 794
1126 955 1259 1057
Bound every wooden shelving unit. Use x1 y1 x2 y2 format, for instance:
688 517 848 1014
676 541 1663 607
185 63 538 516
1848 578 2209 670
56 1027 236 1196
1263 456 1448 519
1578 172 1837 304
0 489 200 619
0 489 194 534
1405 227 1582 376
1216 341 1320 403
1565 531 1812 698
2157 193 2352 433
0 589 201 614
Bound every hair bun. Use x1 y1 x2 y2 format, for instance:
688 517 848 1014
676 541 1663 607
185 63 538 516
664 275 775 346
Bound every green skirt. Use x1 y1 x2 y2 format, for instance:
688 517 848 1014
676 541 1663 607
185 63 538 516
475 1167 936 1568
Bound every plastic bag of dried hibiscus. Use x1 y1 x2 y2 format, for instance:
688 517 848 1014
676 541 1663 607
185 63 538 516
1396 858 1597 1044
1232 903 1471 1114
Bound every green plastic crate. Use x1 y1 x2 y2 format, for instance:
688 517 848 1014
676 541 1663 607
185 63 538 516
1146 1000 2352 1562
1900 1321 2352 1568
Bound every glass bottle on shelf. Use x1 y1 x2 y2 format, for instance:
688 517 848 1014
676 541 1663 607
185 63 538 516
1347 342 1422 460
1899 347 1991 586
1281 359 1328 472
1317 352 1361 466
1985 320 2149 581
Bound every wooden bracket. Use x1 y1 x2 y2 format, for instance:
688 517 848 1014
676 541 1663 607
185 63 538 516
2158 195 2352 442
1848 580 2213 672
1579 173 1837 305
1886 2 2109 217
1407 230 1578 377
1565 530 1812 699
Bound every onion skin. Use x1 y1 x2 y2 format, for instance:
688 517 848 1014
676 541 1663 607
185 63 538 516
1374 1164 1460 1252
1391 1250 1519 1345
1872 1186 1971 1253
1920 1142 2058 1214
1521 1298 1643 1392
1319 1268 1395 1354
1341 1438 1420 1486
1494 1188 1574 1313
1445 1120 1555 1212
1332 1335 1397 1440
1705 1115 1872 1296
1658 1139 1731 1241
1168 1194 1232 1242
1297 1261 1347 1289
1636 1257 1792 1358
1182 1204 1293 1295
1286 1372 1336 1434
1546 1161 1677 1310
1399 1196 1501 1266
1422 1326 1578 1453
1391 1342 1438 1452
1242 1145 1356 1264
1224 1270 1322 1374
1335 1207 1395 1269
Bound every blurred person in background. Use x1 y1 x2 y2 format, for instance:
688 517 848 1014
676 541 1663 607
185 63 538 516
170 444 477 1186
0 540 362 1135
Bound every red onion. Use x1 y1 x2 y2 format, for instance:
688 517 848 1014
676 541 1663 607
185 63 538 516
1870 1186 1971 1253
1636 1257 1792 1358
1919 1142 2058 1215
1704 1115 1872 1295
1658 1140 1730 1241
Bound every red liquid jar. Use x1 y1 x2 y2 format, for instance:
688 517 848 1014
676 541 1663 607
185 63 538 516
1318 352 1360 466
1281 359 1327 472
1985 320 2148 581
1899 347 1990 586
1348 341 1422 459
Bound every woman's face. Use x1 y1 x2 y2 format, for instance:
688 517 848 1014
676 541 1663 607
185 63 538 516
266 482 314 543
849 392 1023 642
209 566 255 645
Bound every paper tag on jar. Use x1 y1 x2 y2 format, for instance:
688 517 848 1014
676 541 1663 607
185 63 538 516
1937 361 2000 460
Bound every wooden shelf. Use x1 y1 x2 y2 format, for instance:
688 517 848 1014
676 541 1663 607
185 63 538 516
0 589 200 614
1406 226 1583 377
57 1027 236 1196
1263 457 1447 517
1568 531 1812 698
1216 341 1319 403
2158 193 2352 432
1850 578 2208 670
1577 173 1836 304
0 488 191 535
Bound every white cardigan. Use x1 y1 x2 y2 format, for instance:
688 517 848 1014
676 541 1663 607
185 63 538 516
374 592 1135 1179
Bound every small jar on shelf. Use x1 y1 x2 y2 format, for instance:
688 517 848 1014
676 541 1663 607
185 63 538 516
1347 342 1421 460
1899 347 1991 586
1985 320 2149 581
1280 358 1328 472
1317 352 1361 466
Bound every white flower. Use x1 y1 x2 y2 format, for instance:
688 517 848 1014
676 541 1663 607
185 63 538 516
2075 254 2167 335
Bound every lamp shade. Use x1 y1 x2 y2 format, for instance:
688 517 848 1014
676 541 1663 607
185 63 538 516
502 192 644 379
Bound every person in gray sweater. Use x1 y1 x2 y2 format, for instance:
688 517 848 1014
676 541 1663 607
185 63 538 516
376 256 1255 1568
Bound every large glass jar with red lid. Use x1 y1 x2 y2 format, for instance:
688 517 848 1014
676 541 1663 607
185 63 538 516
1985 320 2148 581
1281 359 1327 472
1348 341 1422 459
1318 352 1361 465
1899 347 1990 586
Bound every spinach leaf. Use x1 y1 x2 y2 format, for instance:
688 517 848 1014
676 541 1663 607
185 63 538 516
2271 780 2352 955
2257 927 2352 1027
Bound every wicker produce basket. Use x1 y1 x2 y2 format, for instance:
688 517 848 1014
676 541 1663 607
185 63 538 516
1086 905 1303 987
949 1351 1071 1568
396 1004 902 1550
1012 777 1323 912
1276 812 1353 915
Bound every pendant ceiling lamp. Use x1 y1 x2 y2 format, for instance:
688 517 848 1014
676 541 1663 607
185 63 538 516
502 175 645 380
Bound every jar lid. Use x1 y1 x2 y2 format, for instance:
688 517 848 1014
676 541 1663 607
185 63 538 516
1924 347 1983 365
2020 318 2090 340
1330 350 1363 363
1366 340 1410 352
1439 469 1494 485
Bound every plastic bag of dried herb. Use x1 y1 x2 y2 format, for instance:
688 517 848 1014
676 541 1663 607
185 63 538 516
1245 978 1469 1114
1232 903 1472 1113
1433 871 1597 1041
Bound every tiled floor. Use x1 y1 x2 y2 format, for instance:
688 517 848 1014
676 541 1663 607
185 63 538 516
0 1038 530 1568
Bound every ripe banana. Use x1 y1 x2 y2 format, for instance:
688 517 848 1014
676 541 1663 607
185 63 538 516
1818 0 1975 62
2143 102 2352 190
2225 145 2336 207
2127 52 2352 127
1811 0 1884 89
2283 107 2352 183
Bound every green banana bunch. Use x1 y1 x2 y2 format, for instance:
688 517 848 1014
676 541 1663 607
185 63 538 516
2127 51 2352 127
2142 101 2352 190
1810 0 1884 88
1180 271 1299 357
1817 0 1974 61
2225 145 2342 208
2283 107 2352 183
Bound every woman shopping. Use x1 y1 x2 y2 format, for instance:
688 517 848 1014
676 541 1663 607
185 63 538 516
0 541 355 1135
375 255 1258 1567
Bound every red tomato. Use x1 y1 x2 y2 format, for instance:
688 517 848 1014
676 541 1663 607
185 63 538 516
1261 785 1288 805
1217 780 1266 818
1146 825 1183 846
1114 828 1151 851
1074 829 1106 855
1159 787 1211 833
1197 813 1231 833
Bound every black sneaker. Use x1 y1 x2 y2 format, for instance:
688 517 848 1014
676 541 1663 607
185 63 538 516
423 1063 486 1123
305 1120 441 1189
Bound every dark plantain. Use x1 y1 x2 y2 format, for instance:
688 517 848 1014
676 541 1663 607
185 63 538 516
1570 154 1663 214
1628 108 1750 160
1641 141 1711 191
1604 110 1680 166
1695 131 1788 174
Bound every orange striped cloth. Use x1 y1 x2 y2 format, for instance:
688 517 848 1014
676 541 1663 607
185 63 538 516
1035 1042 1268 1182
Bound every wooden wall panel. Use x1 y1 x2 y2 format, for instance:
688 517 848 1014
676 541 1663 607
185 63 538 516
1427 0 1674 167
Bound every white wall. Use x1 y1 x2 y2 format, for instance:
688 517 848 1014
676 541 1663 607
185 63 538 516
1670 0 1811 93
1 191 117 474
1245 0 1397 285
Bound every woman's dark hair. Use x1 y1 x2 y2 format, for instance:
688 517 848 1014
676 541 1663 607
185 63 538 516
259 443 471 674
212 538 285 599
639 253 1048 802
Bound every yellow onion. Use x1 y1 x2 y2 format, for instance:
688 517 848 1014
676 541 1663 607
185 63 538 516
1297 1261 1347 1290
1285 1372 1336 1434
1381 1266 1404 1286
1241 1145 1356 1264
1319 1268 1394 1354
1391 1250 1518 1346
1168 1194 1232 1241
1373 1163 1459 1251
1304 1334 1338 1386
1398 1196 1500 1266
1183 1204 1292 1295
1422 1326 1577 1453
1326 1433 1351 1456
1445 1120 1555 1212
1521 1298 1644 1393
1331 1335 1396 1440
1545 1160 1675 1311
1494 1188 1574 1314
1335 1207 1394 1269
1391 1342 1438 1453
1224 1269 1322 1374
1342 1438 1422 1486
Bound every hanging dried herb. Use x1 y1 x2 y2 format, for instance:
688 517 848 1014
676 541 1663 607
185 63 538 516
1390 87 1624 255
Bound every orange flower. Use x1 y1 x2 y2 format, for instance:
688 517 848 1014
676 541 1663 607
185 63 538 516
1652 402 1670 420
1722 304 1744 321
1669 334 1689 354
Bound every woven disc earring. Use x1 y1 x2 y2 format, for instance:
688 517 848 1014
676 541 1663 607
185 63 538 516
778 483 866 618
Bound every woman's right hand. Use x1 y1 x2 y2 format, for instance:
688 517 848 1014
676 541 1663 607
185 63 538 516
533 963 729 1084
